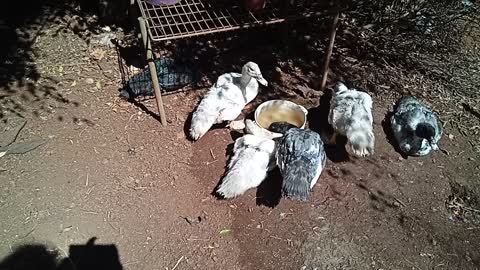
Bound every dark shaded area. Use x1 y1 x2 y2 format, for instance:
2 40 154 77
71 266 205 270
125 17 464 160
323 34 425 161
462 102 480 119
330 0 479 100
307 90 349 162
0 0 132 122
229 130 244 142
0 237 123 270
256 168 283 208
131 99 163 123
0 244 58 270
211 141 236 199
183 110 195 140
381 111 409 159
57 237 123 270
0 0 71 122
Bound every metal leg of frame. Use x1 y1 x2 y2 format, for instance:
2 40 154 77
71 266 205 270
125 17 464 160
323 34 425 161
138 16 168 126
320 10 340 93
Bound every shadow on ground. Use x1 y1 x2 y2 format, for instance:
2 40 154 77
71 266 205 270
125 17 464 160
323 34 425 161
0 237 123 270
0 0 132 123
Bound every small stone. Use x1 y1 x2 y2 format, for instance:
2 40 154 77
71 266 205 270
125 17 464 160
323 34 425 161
85 78 94 84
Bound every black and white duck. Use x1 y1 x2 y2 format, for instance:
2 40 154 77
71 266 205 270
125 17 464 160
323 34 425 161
189 62 268 140
270 122 327 201
328 82 375 157
390 96 443 156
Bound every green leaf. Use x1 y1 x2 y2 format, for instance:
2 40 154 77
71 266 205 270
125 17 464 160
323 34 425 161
219 229 232 236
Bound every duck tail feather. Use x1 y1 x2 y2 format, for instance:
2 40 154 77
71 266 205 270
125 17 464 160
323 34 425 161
280 164 310 201
189 103 217 141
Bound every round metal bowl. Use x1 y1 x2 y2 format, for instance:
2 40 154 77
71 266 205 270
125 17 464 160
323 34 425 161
254 100 308 133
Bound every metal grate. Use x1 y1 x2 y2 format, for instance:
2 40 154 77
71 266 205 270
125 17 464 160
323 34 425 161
137 0 324 41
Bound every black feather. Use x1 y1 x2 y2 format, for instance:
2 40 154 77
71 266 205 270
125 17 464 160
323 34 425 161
268 121 297 134
276 128 325 201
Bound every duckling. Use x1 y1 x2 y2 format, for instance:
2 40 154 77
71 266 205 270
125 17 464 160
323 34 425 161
328 82 375 157
216 134 276 199
189 62 268 140
390 96 443 156
270 122 327 201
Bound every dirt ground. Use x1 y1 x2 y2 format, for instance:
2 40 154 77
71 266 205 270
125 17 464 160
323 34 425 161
1 15 480 270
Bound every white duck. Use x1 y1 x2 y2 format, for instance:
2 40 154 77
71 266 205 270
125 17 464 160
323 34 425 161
270 122 327 201
216 134 276 199
244 119 282 140
328 82 375 157
390 96 443 156
189 62 268 140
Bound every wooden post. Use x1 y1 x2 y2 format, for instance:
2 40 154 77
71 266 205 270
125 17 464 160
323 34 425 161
320 11 340 93
138 17 168 126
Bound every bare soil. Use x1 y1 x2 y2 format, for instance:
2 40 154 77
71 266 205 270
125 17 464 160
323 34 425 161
1 18 479 270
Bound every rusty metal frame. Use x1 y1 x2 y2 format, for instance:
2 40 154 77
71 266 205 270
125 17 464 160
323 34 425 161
135 0 328 126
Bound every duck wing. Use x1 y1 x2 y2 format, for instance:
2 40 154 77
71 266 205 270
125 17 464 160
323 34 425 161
215 72 241 88
276 129 326 201
216 135 275 199
329 89 372 132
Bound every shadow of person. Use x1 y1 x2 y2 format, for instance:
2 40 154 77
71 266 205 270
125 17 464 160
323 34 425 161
0 244 59 270
57 237 123 270
0 238 123 270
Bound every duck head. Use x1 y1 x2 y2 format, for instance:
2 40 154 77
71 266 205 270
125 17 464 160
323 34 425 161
242 62 268 86
268 121 297 134
415 123 438 150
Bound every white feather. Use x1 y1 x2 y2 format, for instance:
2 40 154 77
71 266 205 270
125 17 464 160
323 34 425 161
216 134 275 199
189 62 267 140
328 82 375 157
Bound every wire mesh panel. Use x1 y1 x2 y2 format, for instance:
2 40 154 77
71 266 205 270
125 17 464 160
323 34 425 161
137 0 324 41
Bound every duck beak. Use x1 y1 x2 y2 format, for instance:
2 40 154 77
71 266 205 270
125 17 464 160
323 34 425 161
256 75 268 86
